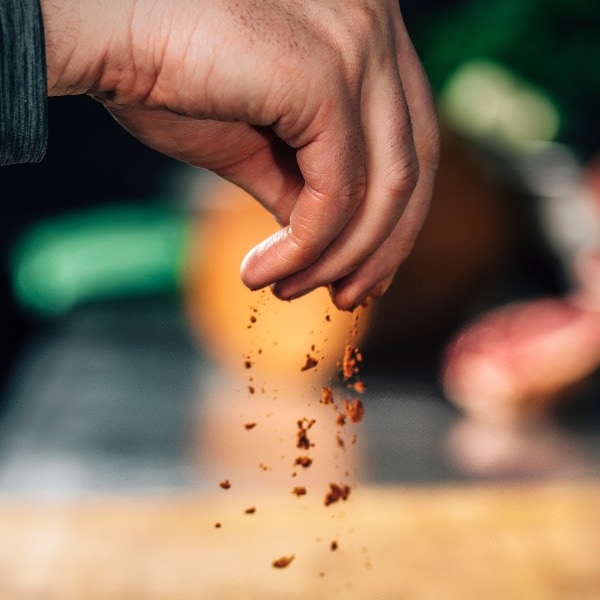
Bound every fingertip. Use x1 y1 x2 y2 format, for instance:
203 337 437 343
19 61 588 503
269 281 293 301
329 283 371 313
239 247 267 292
329 268 398 311
239 228 288 291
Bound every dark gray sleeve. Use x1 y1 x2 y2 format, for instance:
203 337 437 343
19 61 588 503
0 0 48 166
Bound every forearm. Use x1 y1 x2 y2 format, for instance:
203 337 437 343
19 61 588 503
0 0 47 165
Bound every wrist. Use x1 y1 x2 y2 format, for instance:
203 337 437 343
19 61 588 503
39 0 134 97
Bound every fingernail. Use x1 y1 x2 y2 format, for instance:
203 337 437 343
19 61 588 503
240 252 274 292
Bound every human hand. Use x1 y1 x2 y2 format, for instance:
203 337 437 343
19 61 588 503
442 297 600 425
41 0 439 310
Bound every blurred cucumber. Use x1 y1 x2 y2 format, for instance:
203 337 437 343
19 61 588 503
11 201 190 317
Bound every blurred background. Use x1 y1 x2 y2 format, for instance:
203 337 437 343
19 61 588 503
0 0 600 495
1 1 600 596
0 0 600 600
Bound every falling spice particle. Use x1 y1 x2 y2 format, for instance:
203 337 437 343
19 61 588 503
219 480 231 490
296 418 316 450
272 555 295 569
300 354 319 372
248 385 255 394
292 486 307 497
244 360 252 369
350 306 365 337
320 386 334 405
324 483 351 506
344 398 365 423
350 380 366 393
342 345 362 380
294 456 313 468
330 541 339 551
244 422 257 430
244 507 256 514
214 522 222 529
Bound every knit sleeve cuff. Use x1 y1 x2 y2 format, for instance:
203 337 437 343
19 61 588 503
0 0 48 166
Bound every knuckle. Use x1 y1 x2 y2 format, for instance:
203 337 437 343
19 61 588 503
385 157 420 199
422 123 442 173
287 219 323 263
323 4 390 73
339 172 368 206
350 4 387 40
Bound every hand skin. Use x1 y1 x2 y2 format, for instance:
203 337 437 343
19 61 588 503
40 0 439 310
